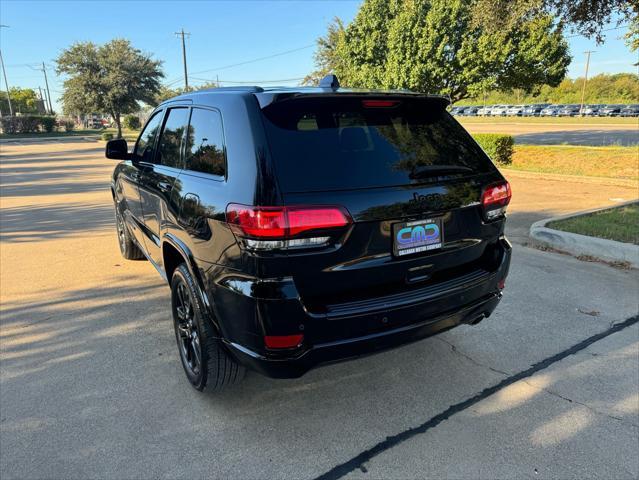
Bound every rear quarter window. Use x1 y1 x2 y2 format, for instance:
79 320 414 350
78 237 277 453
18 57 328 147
261 97 495 193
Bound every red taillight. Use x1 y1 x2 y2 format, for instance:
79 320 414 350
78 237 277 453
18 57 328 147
481 181 512 208
264 334 303 349
226 204 351 239
481 181 511 220
362 99 400 108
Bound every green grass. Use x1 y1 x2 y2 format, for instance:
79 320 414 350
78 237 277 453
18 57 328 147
459 116 637 125
508 145 639 180
548 203 639 245
102 128 139 143
0 129 102 139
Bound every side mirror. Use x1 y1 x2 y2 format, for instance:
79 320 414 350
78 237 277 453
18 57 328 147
105 138 131 160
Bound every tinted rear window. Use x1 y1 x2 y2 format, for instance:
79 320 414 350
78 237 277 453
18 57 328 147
262 97 494 192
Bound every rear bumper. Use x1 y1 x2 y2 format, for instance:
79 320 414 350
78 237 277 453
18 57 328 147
225 291 502 378
219 237 511 378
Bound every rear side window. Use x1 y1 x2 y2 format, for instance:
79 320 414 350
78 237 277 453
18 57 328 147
185 107 226 177
156 107 189 168
134 111 163 163
262 97 495 192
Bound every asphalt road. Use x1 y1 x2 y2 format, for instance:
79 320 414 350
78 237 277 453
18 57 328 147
463 122 639 146
1 140 638 479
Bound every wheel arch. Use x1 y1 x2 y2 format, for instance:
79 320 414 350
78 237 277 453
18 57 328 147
162 234 220 335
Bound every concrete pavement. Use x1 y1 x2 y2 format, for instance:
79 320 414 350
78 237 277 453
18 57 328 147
1 140 638 479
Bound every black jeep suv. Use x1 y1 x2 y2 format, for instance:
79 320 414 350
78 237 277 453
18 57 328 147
107 76 512 391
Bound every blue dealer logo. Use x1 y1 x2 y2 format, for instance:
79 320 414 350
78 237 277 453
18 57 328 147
396 223 440 246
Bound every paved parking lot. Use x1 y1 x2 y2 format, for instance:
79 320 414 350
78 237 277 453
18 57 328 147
1 140 638 479
463 122 639 146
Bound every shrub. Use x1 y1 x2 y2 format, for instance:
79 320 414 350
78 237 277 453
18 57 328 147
473 133 514 166
101 132 114 141
60 120 75 132
16 115 41 133
123 114 141 130
0 116 17 134
40 116 56 133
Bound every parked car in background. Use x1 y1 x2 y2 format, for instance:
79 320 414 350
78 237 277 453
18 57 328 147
506 105 525 116
463 106 479 116
522 104 549 116
619 104 639 117
540 105 561 116
450 106 465 116
477 105 491 116
490 105 509 116
557 104 581 116
599 104 623 116
581 104 602 116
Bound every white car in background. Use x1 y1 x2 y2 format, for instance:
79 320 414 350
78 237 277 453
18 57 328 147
490 105 510 116
477 105 491 116
506 105 525 116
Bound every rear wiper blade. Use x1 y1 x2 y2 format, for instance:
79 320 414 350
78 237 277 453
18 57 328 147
409 165 473 179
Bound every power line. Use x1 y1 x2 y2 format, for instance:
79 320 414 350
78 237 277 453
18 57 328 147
190 76 305 85
187 44 314 76
564 23 629 39
163 43 314 87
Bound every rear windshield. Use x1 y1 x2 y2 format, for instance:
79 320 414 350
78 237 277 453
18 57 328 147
261 96 494 192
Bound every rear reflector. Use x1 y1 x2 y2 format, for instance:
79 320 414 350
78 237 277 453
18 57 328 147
226 204 351 239
362 99 400 108
264 334 303 349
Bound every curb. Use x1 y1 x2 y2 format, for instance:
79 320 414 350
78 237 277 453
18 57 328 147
529 201 639 268
0 135 100 144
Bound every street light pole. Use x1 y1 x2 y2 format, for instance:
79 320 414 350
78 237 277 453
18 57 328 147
579 51 594 115
0 24 13 116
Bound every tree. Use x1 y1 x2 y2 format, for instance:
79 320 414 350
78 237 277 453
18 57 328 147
312 0 570 103
0 87 40 115
56 39 164 138
303 17 346 85
625 17 639 65
153 86 183 105
471 0 638 44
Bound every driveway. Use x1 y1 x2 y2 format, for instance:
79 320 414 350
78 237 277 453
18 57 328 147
1 140 637 479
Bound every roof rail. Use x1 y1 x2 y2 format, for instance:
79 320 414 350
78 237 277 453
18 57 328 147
202 86 264 93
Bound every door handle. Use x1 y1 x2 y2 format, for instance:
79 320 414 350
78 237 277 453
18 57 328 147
158 181 173 193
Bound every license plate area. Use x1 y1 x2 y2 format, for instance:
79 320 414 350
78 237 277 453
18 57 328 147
392 217 443 257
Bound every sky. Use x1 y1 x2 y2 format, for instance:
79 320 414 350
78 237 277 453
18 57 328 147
1 0 637 111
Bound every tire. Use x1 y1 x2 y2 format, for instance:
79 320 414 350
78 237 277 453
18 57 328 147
171 264 245 392
114 204 145 260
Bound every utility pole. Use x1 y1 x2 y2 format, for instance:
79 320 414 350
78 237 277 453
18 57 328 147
0 24 13 116
38 86 45 113
175 28 190 91
42 88 49 115
41 62 53 114
579 51 594 115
